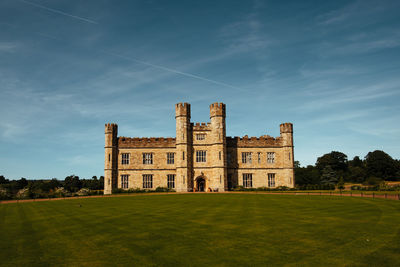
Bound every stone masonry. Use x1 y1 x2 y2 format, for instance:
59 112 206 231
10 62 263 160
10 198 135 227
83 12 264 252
104 103 294 194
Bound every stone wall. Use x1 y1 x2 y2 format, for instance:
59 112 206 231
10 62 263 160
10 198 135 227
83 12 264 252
104 103 294 194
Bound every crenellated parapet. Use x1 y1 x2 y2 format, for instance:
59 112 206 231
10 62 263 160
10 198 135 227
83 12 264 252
105 123 118 147
226 135 282 147
192 122 211 131
175 102 191 118
104 103 295 193
105 123 118 134
280 123 293 133
210 102 226 118
119 137 176 148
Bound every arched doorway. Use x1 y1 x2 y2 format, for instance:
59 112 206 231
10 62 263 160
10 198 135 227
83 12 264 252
196 177 206 192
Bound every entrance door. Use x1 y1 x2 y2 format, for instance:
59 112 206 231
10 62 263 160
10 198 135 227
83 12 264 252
197 178 205 192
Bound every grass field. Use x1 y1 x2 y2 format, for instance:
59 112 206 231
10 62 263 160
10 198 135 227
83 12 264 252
1 194 400 266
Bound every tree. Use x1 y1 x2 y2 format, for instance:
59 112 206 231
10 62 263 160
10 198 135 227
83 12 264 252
16 178 28 189
48 178 61 189
90 176 98 190
365 150 397 180
320 165 338 185
0 175 9 184
64 175 81 192
337 177 345 190
348 166 367 183
295 165 321 185
349 156 363 168
99 176 104 190
316 151 348 174
294 161 301 168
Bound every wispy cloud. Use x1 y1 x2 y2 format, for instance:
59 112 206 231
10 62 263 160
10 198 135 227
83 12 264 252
333 37 400 55
296 80 400 111
0 42 19 52
317 0 387 26
299 65 364 79
219 13 271 55
19 0 98 24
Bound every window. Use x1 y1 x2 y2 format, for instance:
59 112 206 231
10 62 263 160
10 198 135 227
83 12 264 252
143 153 153 164
167 152 175 164
143 174 153 188
121 153 129 165
121 175 129 189
267 152 275 164
196 134 206 140
167 174 175 188
183 151 185 160
242 152 252 163
108 154 110 162
258 152 261 163
219 151 221 160
196 150 207 162
268 173 275 187
243 173 253 188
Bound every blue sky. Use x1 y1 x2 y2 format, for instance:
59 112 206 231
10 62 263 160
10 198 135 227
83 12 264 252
1 0 399 180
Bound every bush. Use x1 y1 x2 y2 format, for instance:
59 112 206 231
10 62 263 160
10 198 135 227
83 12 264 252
363 177 383 186
351 185 362 190
112 187 175 194
155 187 174 192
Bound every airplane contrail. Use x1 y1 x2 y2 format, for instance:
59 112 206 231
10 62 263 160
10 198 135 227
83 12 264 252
15 2 240 90
19 0 98 24
104 51 242 91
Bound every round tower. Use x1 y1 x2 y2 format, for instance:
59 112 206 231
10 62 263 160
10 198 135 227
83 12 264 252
104 123 118 195
280 122 294 187
209 102 227 191
175 103 192 192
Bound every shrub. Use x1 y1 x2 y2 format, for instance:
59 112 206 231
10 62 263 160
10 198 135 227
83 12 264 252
155 187 174 192
363 177 383 186
351 185 362 190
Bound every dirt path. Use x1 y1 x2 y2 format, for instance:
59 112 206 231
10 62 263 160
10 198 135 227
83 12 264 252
1 191 399 204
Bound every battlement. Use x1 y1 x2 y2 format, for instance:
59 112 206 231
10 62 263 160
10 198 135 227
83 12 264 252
192 122 211 131
105 123 118 133
210 102 226 118
226 135 282 147
118 137 176 148
175 102 191 118
280 123 293 134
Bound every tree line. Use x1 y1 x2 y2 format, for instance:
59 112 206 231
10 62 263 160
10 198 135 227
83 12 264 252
0 175 104 200
295 150 400 189
1 149 399 200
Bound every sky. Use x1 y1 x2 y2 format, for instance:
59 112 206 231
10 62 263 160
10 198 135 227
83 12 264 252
0 0 399 180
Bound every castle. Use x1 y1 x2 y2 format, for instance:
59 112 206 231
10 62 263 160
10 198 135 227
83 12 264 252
104 103 294 194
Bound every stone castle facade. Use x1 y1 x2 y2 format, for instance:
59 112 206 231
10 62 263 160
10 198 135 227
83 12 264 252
104 103 294 194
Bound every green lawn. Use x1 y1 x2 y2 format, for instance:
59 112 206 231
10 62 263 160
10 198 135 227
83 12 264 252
1 194 400 266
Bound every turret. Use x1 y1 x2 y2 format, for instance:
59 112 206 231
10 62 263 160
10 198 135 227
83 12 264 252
175 102 191 119
209 102 226 142
280 122 293 146
210 102 226 119
104 123 118 194
209 102 227 191
175 103 192 192
280 122 294 187
105 123 118 147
